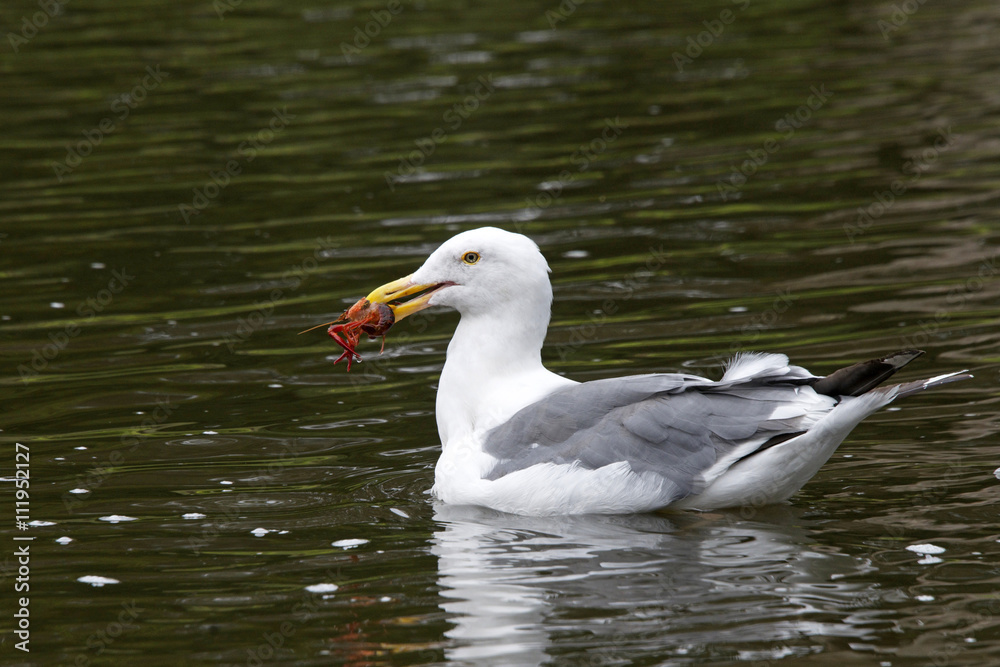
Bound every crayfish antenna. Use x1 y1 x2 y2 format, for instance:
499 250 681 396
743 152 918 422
298 319 343 335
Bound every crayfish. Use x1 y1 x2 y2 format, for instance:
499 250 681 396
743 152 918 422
300 298 395 371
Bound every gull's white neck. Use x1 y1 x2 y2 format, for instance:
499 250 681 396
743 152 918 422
435 299 573 448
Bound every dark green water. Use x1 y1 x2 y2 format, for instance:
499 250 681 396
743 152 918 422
2 0 999 664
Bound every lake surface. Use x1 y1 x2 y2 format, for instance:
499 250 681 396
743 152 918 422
2 0 999 664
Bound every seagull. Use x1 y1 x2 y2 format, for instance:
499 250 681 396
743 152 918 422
349 227 970 516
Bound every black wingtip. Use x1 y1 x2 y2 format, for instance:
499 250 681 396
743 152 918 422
810 349 925 398
880 349 925 368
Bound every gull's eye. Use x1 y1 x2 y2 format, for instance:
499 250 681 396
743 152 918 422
462 251 481 265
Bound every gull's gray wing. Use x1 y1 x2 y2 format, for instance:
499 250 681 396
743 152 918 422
482 362 823 500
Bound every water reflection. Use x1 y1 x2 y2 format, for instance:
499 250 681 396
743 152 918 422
432 504 884 665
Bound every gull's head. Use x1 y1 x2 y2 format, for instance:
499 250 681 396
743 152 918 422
364 226 551 322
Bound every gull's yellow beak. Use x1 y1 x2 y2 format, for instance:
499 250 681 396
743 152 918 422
365 274 452 321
